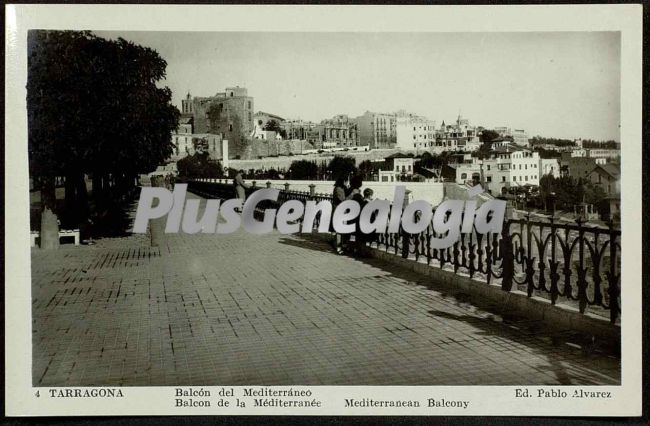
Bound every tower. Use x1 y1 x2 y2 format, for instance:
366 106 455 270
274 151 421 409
181 92 193 115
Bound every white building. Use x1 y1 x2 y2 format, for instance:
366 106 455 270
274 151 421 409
512 129 530 147
251 126 282 141
454 146 550 195
570 148 588 157
378 170 398 183
377 156 416 182
509 149 540 186
393 157 415 175
494 126 530 147
585 148 620 160
171 119 194 158
455 163 482 185
436 115 481 152
395 114 437 151
539 158 561 178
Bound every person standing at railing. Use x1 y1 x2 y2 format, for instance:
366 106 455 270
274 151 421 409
400 189 413 259
354 187 375 257
234 169 249 213
346 174 365 256
331 175 351 254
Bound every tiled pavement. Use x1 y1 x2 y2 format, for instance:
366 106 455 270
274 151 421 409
31 193 620 386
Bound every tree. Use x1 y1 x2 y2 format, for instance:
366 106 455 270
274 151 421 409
177 152 223 178
480 129 500 144
539 174 555 211
27 30 179 246
530 136 576 147
534 147 562 159
419 152 434 168
357 160 375 180
289 160 318 180
263 119 287 139
582 139 619 149
474 129 500 159
266 168 280 180
327 156 357 181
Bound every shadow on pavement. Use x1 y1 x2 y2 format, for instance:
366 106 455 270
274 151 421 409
278 233 620 385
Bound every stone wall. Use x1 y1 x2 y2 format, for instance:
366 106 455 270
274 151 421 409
249 139 317 159
205 178 445 206
229 148 402 171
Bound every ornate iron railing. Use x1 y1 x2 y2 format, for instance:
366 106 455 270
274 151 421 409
184 179 621 324
185 178 331 227
372 213 621 324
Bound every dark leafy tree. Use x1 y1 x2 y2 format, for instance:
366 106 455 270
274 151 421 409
530 136 576 147
266 168 280 180
177 152 223 178
581 140 619 149
263 119 288 139
474 129 500 159
289 160 318 180
533 147 562 159
479 129 500 144
539 174 556 211
27 30 179 246
327 156 357 181
419 152 434 168
357 160 376 180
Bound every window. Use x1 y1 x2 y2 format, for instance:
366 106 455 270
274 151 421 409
502 176 506 182
525 176 528 181
487 176 492 182
461 173 467 180
229 124 233 131
487 165 491 171
248 101 252 109
513 176 517 182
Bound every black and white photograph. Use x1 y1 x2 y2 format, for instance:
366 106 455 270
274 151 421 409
5 4 642 417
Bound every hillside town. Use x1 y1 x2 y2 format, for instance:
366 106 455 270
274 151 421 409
166 86 621 223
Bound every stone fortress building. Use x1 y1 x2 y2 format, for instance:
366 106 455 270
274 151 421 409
182 87 254 158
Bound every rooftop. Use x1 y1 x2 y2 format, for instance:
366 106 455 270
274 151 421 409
591 163 620 179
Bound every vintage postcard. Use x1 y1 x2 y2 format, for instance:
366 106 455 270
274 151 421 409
5 4 642 417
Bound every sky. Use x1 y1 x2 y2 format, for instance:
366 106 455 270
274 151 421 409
96 31 621 141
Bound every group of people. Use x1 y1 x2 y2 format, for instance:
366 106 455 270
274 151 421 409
331 174 376 256
232 170 377 256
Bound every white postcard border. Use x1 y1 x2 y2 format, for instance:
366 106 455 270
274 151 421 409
5 4 643 416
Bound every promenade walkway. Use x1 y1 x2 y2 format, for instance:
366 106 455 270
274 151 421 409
31 193 620 386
